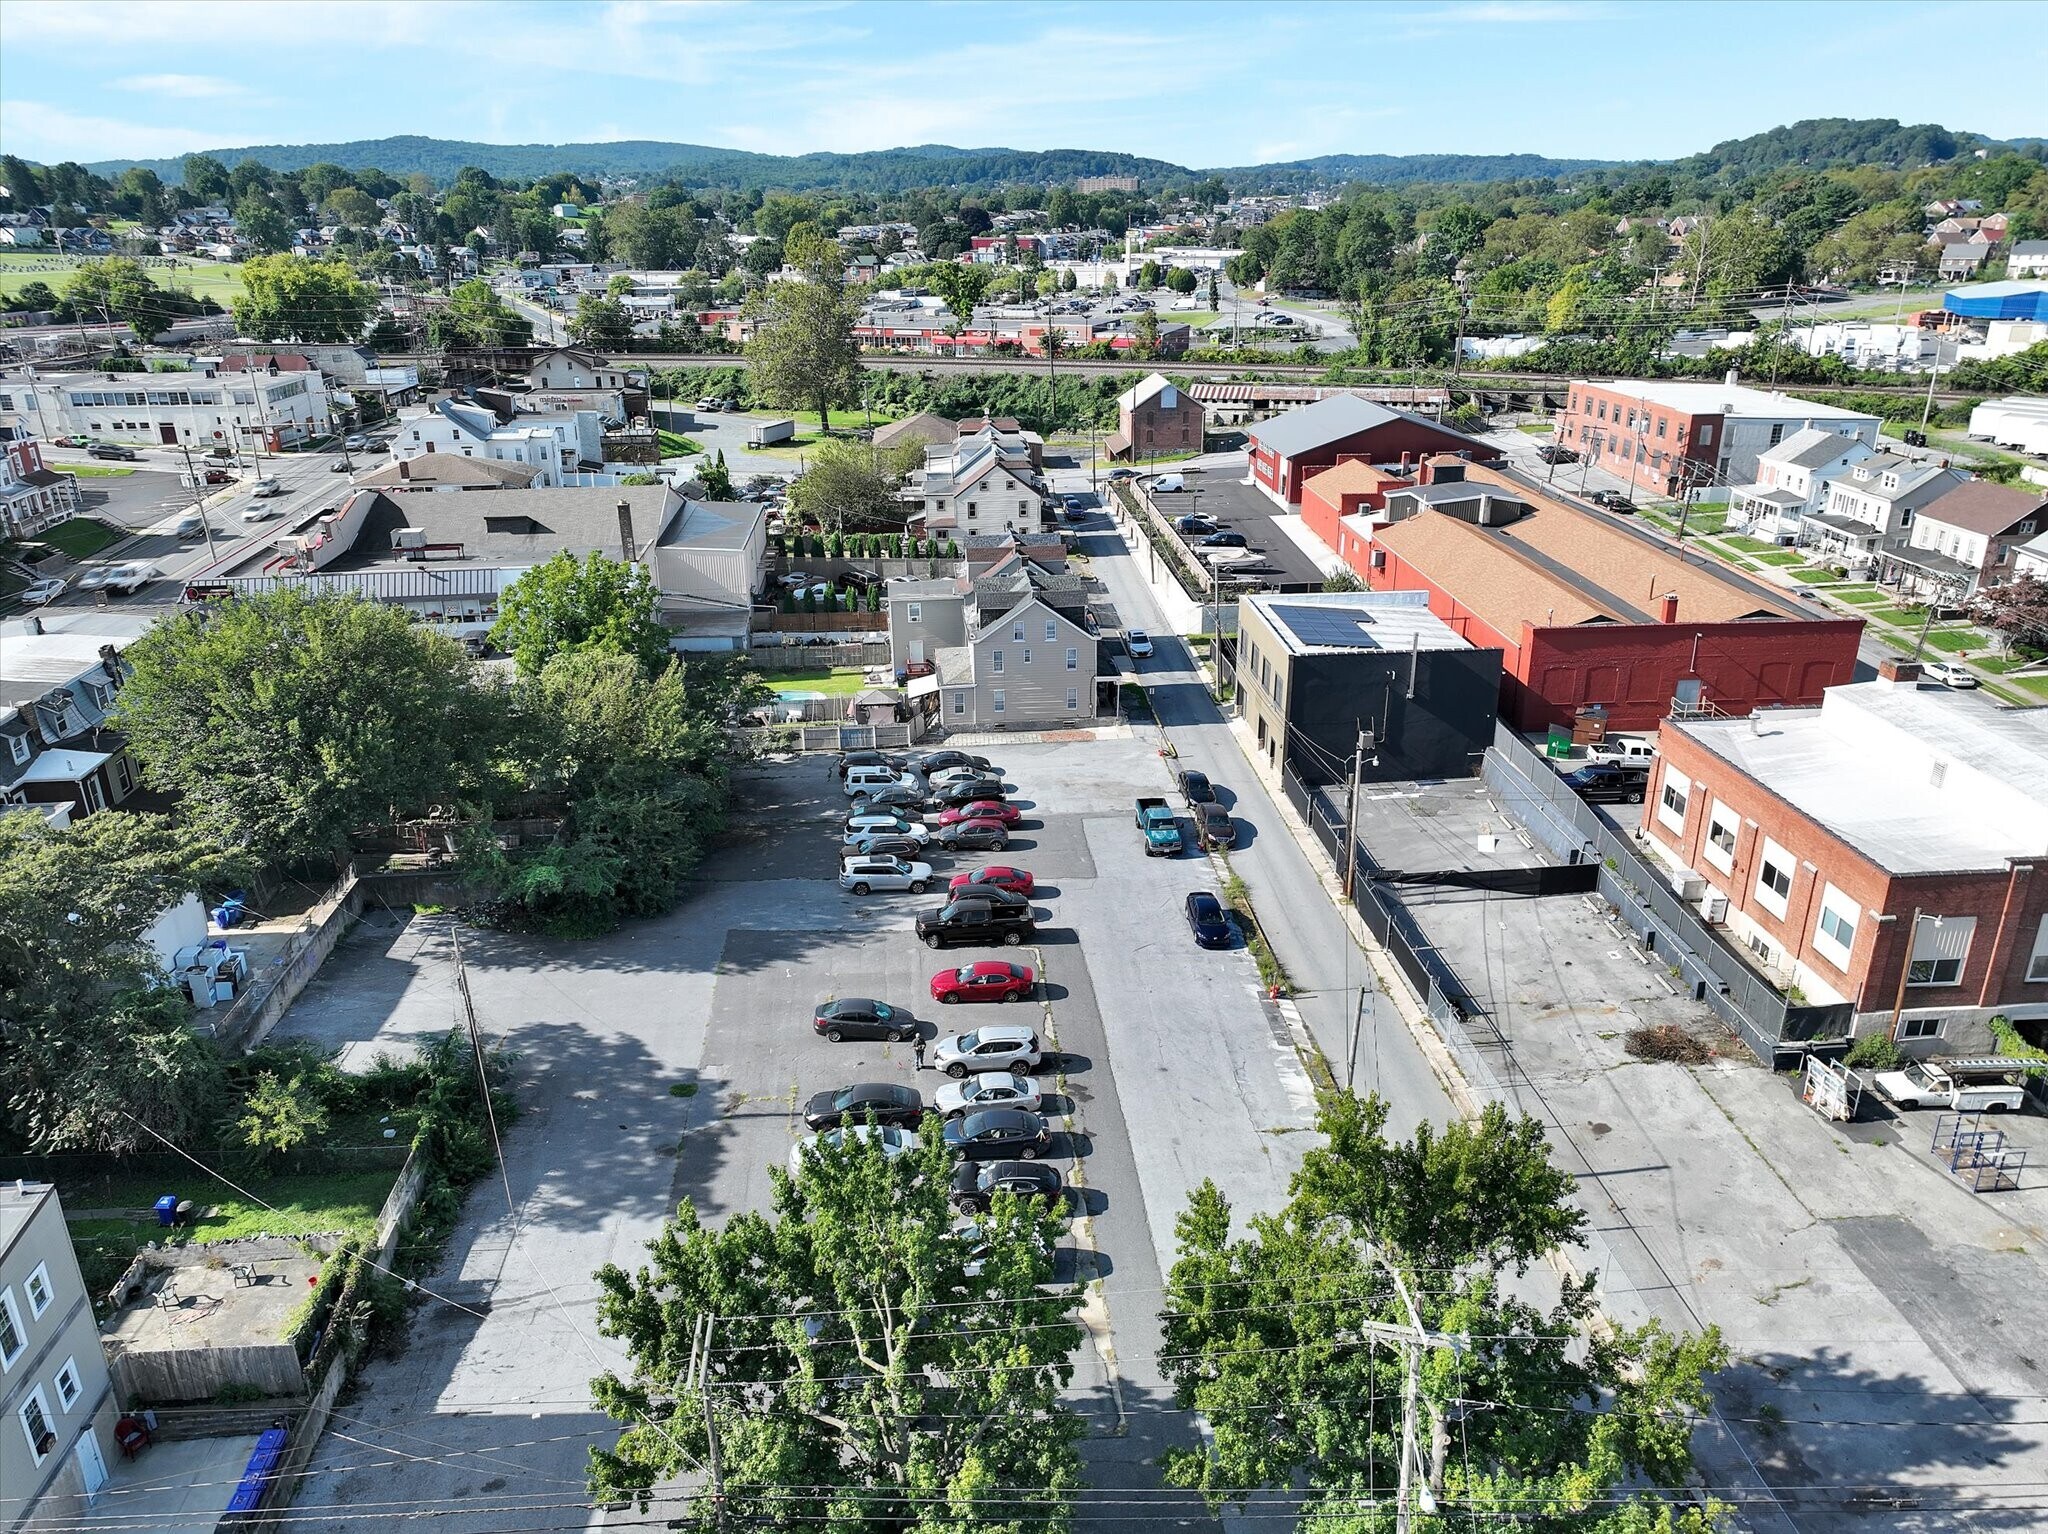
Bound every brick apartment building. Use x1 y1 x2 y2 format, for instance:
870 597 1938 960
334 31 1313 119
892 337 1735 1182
1356 462 1864 731
1560 377 1881 499
1107 373 1205 461
1640 664 2048 1055
1248 394 1489 506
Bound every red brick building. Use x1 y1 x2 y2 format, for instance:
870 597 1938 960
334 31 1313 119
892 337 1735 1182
1640 665 2048 1054
1299 459 1414 572
1360 463 1864 731
1248 394 1488 506
1107 374 1206 461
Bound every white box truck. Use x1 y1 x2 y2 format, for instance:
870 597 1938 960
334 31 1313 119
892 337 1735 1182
748 418 797 448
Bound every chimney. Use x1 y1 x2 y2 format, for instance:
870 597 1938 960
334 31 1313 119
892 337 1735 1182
398 457 411 481
1399 451 1412 476
617 497 636 561
1724 368 1740 387
1658 592 1679 624
1876 656 1923 687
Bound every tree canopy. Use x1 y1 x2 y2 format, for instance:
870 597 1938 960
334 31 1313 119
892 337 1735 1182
786 437 921 534
1160 1094 1726 1531
591 1120 1084 1530
490 550 675 679
744 226 860 431
234 253 377 341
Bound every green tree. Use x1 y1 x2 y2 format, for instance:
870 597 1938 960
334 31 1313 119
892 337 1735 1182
1060 266 1078 292
235 1070 330 1160
788 436 919 534
61 256 160 338
1160 1094 1726 1531
234 193 293 254
235 254 377 342
491 550 674 679
569 293 635 350
699 449 736 501
745 226 860 431
590 1120 1084 1528
114 591 493 866
324 187 383 228
433 278 533 349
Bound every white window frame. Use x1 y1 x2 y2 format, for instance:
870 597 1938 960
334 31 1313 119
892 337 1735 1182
1754 837 1795 919
991 688 1006 714
1021 648 1032 666
950 691 966 716
1066 687 1079 710
1703 801 1738 874
1656 767 1689 833
1045 620 1057 642
1812 883 1858 970
7 735 24 765
1065 647 1078 671
1012 622 1025 641
1908 915 1975 987
0 1287 23 1371
2027 913 2048 983
906 602 922 624
53 1356 81 1412
1898 1015 1945 1041
24 1263 52 1319
990 649 1003 675
19 1383 53 1464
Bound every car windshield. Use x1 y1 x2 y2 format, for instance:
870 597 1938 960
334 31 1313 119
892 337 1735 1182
954 967 979 983
1193 896 1221 918
954 1031 981 1050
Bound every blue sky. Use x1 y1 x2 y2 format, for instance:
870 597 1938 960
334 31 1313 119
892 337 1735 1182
2 0 2044 170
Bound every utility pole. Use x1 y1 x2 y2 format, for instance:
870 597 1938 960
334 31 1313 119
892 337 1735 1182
688 1311 730 1533
1345 977 1374 1093
1343 725 1370 899
175 441 222 566
1919 341 1944 434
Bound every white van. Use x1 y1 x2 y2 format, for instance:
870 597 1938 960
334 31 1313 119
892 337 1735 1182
843 765 921 798
1586 735 1657 767
1150 473 1185 493
1873 1061 2027 1112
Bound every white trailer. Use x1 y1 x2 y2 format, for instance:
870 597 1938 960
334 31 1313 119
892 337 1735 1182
748 418 797 448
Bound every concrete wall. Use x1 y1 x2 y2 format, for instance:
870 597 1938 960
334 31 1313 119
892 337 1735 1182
210 870 361 1055
109 1342 306 1406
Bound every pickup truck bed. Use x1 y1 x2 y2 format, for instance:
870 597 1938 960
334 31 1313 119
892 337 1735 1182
1134 796 1181 856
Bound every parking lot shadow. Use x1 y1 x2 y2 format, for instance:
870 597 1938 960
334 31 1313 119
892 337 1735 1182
1227 818 1257 850
1050 1050 1093 1078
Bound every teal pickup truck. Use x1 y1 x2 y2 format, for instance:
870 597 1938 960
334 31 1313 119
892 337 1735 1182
1134 797 1182 856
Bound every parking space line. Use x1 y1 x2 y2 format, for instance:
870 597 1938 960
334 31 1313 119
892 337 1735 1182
1032 943 1126 1438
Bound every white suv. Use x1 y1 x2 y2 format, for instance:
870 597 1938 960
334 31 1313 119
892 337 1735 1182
839 856 934 895
933 1023 1042 1078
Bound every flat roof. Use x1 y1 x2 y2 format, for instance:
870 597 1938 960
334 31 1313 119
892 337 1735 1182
1145 474 1328 590
1252 590 1470 655
1575 378 1879 421
654 497 767 552
1374 464 1814 637
1671 682 2048 875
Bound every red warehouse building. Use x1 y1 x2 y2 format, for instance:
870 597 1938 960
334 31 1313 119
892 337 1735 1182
1248 394 1490 506
1298 459 1415 569
1363 462 1865 731
1639 663 2048 1055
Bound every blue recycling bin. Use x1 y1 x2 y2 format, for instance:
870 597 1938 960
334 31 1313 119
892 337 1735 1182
154 1196 180 1228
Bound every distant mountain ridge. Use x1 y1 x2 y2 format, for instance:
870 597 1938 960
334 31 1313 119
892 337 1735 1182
75 119 2033 192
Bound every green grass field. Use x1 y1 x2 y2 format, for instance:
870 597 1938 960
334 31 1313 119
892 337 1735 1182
0 252 245 305
1921 628 1988 655
1828 586 1889 604
1517 421 1555 434
1721 535 1785 554
1787 566 1846 583
765 668 871 697
61 464 135 478
1753 551 1808 566
39 517 124 558
1865 605 1930 627
657 430 705 457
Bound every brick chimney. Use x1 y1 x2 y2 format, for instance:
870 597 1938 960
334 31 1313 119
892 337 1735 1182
1876 656 1922 687
617 498 636 561
398 457 411 481
1658 592 1679 624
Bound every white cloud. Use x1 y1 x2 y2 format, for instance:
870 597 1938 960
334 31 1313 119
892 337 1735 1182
0 101 233 163
112 73 251 99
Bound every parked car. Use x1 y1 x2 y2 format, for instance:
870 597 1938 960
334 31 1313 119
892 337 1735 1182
842 832 927 860
20 576 68 606
1924 660 1980 689
780 570 814 590
801 1082 926 1132
86 443 139 460
1588 490 1633 512
1585 735 1657 767
907 749 992 776
933 818 1010 852
839 855 935 895
837 749 909 780
1195 802 1234 850
845 765 924 798
1536 444 1580 464
53 433 91 448
950 1159 1065 1215
843 816 930 848
948 865 1034 897
839 568 885 591
1177 769 1216 805
696 397 723 411
1108 468 1137 482
1126 630 1154 658
788 1123 914 1175
1185 891 1234 949
852 785 926 814
1198 530 1248 549
931 777 1006 807
344 434 369 451
1561 762 1649 804
1176 514 1218 534
934 1073 1045 1120
1872 1060 2026 1112
930 961 1036 1005
80 562 162 596
933 1023 1042 1077
937 800 1020 827
812 997 916 1043
182 467 234 486
944 1107 1052 1161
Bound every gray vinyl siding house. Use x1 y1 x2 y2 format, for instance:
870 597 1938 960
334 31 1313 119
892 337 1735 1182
886 578 968 669
940 597 1097 729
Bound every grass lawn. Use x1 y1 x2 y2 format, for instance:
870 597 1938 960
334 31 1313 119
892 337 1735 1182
1753 551 1809 566
2010 675 2048 700
39 517 124 559
1976 654 2046 675
0 253 245 305
763 667 871 697
1722 535 1785 554
1679 509 1728 536
1922 628 1988 654
1516 421 1555 434
1865 605 1930 627
744 435 819 454
782 407 907 431
1787 566 1847 584
657 430 704 457
62 464 136 478
1829 587 1890 604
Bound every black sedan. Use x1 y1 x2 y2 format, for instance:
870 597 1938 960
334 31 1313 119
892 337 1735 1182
1198 530 1249 549
854 785 926 814
950 1159 1066 1214
1536 444 1580 464
836 750 908 780
908 749 992 775
934 819 1010 852
1177 768 1216 805
1185 891 1233 948
802 1082 927 1132
1176 514 1218 534
942 1106 1052 1161
812 997 917 1043
1561 763 1648 804
931 778 1006 807
1589 490 1635 513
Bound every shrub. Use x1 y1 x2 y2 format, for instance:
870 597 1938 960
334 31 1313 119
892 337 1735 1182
1844 1032 1905 1071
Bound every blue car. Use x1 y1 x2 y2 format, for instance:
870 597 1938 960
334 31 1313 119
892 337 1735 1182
1185 891 1233 948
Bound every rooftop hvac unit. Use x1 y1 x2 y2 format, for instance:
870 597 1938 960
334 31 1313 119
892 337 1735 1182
1676 875 1707 902
390 527 427 551
1698 891 1728 923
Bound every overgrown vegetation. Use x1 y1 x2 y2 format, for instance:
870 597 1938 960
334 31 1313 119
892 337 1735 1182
1844 1033 1906 1072
1626 1024 1714 1065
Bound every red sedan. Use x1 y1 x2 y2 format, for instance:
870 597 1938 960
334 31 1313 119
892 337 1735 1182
930 961 1037 1005
936 800 1021 827
948 865 1035 897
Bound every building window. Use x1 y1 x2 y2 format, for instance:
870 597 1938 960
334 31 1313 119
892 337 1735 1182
2028 914 2048 982
53 1357 81 1411
1656 768 1689 833
0 1288 22 1370
23 1264 52 1319
1755 838 1795 919
1908 915 1974 986
906 602 922 624
1021 648 1032 665
1698 423 1714 445
1066 687 1079 710
1013 622 1025 641
1065 647 1078 671
992 689 1006 714
7 735 25 765
991 650 1003 675
1768 424 1783 446
1813 884 1858 968
1898 1015 1945 1041
951 691 966 716
1046 620 1057 642
19 1385 53 1463
1704 802 1738 873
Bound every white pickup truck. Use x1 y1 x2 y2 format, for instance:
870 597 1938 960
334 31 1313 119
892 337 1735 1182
1872 1059 2029 1112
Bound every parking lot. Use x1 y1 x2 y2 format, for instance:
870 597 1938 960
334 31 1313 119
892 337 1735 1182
1140 467 1331 592
272 733 1315 1530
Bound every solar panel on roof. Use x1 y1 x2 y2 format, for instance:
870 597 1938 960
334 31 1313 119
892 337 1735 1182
1270 603 1383 649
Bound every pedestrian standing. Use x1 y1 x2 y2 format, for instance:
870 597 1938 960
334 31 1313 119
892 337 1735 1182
913 1034 928 1071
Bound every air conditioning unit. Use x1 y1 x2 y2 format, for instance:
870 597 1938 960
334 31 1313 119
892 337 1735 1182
1698 891 1728 923
1676 875 1707 902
